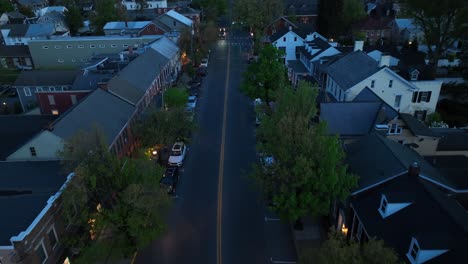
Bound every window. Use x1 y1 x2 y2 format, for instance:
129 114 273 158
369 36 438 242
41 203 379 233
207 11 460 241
71 95 77 105
58 59 64 62
388 123 402 135
24 87 31 96
54 45 61 49
47 226 58 248
49 87 55 91
52 109 59 115
71 58 76 62
412 91 432 103
283 37 286 42
90 45 96 48
81 58 88 62
48 95 55 105
407 238 420 263
379 196 388 213
410 70 419 80
99 44 105 48
111 44 117 48
36 87 43 92
173 21 176 26
371 80 375 88
388 80 393 88
294 37 297 41
66 45 73 48
414 110 427 121
394 95 401 108
30 147 37 156
42 46 49 49
35 242 48 264
123 44 129 48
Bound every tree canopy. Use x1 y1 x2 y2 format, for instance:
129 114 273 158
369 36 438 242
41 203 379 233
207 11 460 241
300 229 400 264
192 0 227 21
0 0 14 14
241 44 286 107
253 81 357 222
18 5 35 18
65 5 84 35
90 0 127 35
400 0 468 64
59 128 170 262
164 86 189 109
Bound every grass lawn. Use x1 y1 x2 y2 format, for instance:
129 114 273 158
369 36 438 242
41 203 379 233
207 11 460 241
0 69 20 85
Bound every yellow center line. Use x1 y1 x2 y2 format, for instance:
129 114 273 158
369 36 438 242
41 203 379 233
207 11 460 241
217 38 231 264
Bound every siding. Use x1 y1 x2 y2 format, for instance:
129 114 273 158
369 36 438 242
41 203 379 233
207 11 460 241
7 131 63 161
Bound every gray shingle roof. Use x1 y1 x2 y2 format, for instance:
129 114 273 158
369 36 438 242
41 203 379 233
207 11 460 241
327 51 380 90
149 37 178 60
2 23 56 37
0 161 67 244
400 113 437 137
14 70 79 86
103 21 152 30
424 155 468 190
52 89 135 145
0 44 30 57
320 102 383 136
287 60 308 74
437 132 468 151
0 115 57 160
108 49 168 105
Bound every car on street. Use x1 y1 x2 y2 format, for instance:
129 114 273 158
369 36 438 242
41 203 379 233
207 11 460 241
186 95 197 110
197 65 207 77
168 142 187 167
200 58 209 68
159 166 180 195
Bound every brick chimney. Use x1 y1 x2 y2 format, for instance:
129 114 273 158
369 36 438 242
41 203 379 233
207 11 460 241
408 162 420 177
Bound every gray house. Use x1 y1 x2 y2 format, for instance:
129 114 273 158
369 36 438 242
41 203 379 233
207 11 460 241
36 11 69 33
154 10 192 33
13 70 79 112
28 35 162 68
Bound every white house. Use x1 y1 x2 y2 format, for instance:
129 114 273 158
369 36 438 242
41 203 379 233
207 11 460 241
324 50 442 120
367 50 400 67
121 0 167 10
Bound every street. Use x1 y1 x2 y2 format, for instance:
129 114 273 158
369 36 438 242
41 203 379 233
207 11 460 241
135 27 296 264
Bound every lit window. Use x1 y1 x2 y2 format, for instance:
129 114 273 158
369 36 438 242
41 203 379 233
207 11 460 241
52 109 59 115
30 147 37 156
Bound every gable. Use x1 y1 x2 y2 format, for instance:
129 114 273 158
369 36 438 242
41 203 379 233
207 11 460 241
7 130 64 161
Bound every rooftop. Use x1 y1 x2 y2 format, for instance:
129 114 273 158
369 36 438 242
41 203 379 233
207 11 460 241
164 10 193 27
400 113 437 137
14 70 79 87
437 132 468 151
103 21 152 30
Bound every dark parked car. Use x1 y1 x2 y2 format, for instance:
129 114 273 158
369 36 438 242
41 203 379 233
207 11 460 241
197 65 207 77
159 166 180 195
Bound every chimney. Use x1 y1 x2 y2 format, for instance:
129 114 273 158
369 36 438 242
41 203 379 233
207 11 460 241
119 52 124 62
379 54 391 67
289 25 292 31
408 162 420 177
354 40 364 52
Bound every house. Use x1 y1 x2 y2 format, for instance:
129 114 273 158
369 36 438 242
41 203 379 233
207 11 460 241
283 0 319 23
0 12 27 25
264 16 316 38
367 49 400 67
396 18 424 44
0 23 67 46
0 115 57 160
17 0 49 13
103 21 165 36
171 5 201 24
431 128 468 157
37 6 68 17
0 44 34 69
270 27 322 63
154 10 193 33
28 35 162 68
121 0 167 10
322 47 442 119
13 70 79 112
36 11 69 33
353 16 398 46
0 161 73 264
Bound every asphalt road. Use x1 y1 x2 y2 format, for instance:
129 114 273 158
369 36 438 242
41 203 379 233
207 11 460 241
135 27 296 264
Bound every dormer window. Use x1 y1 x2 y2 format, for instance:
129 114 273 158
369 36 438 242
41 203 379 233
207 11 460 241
378 193 412 218
410 69 420 81
406 237 449 264
387 123 402 135
379 195 388 213
408 239 420 263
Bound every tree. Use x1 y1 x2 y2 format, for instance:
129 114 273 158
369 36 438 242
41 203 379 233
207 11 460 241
90 0 127 35
164 86 189 109
400 0 468 65
0 0 14 14
135 0 147 11
18 5 35 18
317 0 344 37
300 229 400 264
192 0 227 21
59 128 170 263
65 5 84 35
134 107 195 147
254 81 357 223
241 44 286 109
342 0 366 31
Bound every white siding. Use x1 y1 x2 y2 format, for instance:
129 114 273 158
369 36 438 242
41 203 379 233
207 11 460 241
273 31 304 62
7 131 64 161
122 0 167 10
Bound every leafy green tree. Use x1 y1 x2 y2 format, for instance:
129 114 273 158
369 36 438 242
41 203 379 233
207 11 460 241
65 5 84 35
164 86 189 109
254 81 357 223
192 0 227 21
241 44 286 109
300 229 400 264
317 0 344 37
134 107 195 147
59 128 170 263
342 0 366 30
18 5 35 18
0 0 14 14
400 0 468 65
90 0 127 35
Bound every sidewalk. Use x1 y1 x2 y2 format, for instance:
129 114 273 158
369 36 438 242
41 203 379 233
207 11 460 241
291 216 324 262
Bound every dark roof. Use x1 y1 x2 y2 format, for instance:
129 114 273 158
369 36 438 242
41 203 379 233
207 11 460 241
424 156 468 190
327 51 380 90
0 161 67 244
400 113 437 137
270 27 290 42
437 132 468 151
52 89 135 145
351 174 468 263
345 132 454 193
71 70 115 91
1 24 28 37
355 16 395 31
287 60 308 74
297 46 313 60
14 70 79 86
284 0 319 16
0 44 30 57
320 102 383 136
0 115 57 160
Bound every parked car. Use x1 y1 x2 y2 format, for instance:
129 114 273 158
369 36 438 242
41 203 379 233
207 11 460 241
186 95 197 110
200 58 209 68
168 142 187 167
159 166 180 195
198 65 208 76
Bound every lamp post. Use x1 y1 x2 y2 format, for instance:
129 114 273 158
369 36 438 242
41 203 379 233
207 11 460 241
190 27 195 67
